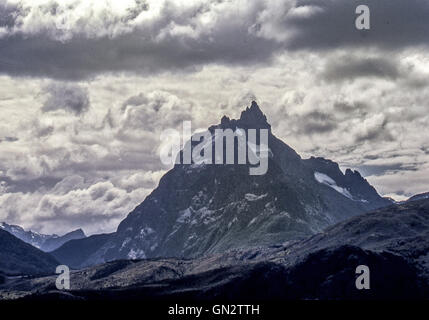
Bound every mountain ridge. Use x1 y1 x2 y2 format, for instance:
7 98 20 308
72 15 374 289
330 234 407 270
0 222 86 252
0 229 59 276
5 199 429 300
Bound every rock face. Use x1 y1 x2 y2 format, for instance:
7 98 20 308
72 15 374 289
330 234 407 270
4 199 429 301
0 222 86 252
0 229 59 276
53 102 391 268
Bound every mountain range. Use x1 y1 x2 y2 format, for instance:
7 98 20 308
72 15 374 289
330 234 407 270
0 101 428 301
50 102 392 268
0 222 86 252
2 198 429 300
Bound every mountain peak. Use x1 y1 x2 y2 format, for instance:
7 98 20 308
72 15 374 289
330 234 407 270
53 100 392 266
239 101 271 129
67 228 86 237
215 101 271 131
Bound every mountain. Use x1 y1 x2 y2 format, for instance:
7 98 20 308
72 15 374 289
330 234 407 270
0 229 59 276
407 192 429 203
51 233 113 269
52 101 391 268
4 199 429 300
0 222 86 252
41 229 87 252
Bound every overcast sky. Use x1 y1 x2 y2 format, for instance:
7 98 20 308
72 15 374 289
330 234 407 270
1 0 429 235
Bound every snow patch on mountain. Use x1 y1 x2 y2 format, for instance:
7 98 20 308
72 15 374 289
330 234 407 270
121 237 131 250
128 248 145 259
314 172 354 200
228 217 238 228
248 217 257 226
245 193 268 201
139 227 155 238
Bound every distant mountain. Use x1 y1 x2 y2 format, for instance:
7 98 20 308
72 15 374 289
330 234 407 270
280 198 429 263
0 229 59 276
407 192 429 203
41 229 87 252
5 199 429 300
51 233 113 269
0 222 86 252
52 101 391 268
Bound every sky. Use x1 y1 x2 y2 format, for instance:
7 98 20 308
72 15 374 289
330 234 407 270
1 0 429 235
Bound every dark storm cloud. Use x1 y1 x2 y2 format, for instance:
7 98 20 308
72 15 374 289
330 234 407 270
0 29 278 80
0 0 279 80
42 83 90 115
0 0 428 80
322 57 400 82
283 0 429 50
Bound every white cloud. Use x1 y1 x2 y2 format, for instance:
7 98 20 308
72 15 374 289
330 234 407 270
0 175 153 235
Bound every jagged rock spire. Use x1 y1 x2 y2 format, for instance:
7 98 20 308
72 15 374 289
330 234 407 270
239 101 271 129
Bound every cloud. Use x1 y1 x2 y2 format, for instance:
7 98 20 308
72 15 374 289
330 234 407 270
256 0 429 51
289 111 338 134
42 82 90 115
118 90 196 139
367 160 429 200
322 56 401 82
117 170 165 192
0 174 153 235
1 0 429 80
351 113 392 143
0 0 279 79
0 136 18 143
